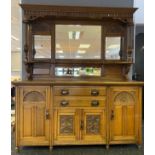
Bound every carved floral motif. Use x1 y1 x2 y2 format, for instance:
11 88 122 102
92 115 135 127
60 115 74 134
86 115 100 134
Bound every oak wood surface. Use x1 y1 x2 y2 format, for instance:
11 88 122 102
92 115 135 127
109 87 141 144
15 84 143 148
12 80 144 86
14 4 143 150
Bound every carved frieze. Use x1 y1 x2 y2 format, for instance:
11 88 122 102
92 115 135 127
20 4 136 24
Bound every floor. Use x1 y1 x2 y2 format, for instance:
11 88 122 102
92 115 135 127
11 130 144 155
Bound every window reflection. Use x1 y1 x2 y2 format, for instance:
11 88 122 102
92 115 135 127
105 37 121 60
55 67 101 77
55 25 101 59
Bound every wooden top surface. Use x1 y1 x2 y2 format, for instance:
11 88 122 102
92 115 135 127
20 4 137 12
12 80 144 86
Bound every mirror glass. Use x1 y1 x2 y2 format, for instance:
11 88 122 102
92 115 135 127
33 35 51 59
105 37 121 60
55 67 101 77
55 25 101 59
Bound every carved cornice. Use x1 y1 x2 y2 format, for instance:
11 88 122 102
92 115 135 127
20 4 137 24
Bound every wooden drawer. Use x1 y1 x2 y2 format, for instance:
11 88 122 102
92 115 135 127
54 96 106 107
53 86 106 96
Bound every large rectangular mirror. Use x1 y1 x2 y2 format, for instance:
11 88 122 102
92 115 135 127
55 25 101 59
33 35 51 59
105 37 122 60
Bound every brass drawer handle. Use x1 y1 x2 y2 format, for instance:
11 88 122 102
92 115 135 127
60 100 69 106
61 89 69 95
91 90 99 96
91 100 99 107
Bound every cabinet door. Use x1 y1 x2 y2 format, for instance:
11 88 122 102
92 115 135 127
109 87 140 143
54 109 79 144
82 109 106 144
19 86 50 145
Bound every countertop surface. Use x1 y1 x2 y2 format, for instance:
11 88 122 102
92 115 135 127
12 79 144 86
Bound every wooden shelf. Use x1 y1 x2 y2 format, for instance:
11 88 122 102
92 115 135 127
24 60 133 65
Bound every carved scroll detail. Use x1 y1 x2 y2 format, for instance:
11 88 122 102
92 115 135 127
23 91 45 102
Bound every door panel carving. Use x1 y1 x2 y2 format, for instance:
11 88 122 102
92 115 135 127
82 109 106 143
60 115 74 134
23 91 45 102
19 86 50 145
86 115 100 134
54 109 78 143
110 87 138 143
114 91 135 105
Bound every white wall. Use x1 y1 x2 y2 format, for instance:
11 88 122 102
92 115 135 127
134 0 144 24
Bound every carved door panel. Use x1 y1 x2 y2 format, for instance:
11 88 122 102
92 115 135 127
54 109 79 143
19 86 50 145
82 109 106 143
109 87 139 143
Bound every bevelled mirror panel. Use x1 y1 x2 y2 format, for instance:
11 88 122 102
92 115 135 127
55 67 101 77
55 25 101 59
33 35 51 59
105 37 121 60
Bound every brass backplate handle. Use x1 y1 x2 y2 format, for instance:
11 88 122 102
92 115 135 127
61 89 69 95
91 89 99 96
80 120 84 130
45 109 50 119
111 110 114 120
91 100 99 107
60 100 69 106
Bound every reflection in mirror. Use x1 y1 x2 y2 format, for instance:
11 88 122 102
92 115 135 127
55 25 101 59
55 67 101 77
33 35 51 59
105 37 121 60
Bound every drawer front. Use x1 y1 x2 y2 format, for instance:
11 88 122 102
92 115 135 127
54 96 106 107
53 86 106 96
